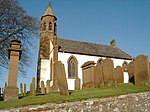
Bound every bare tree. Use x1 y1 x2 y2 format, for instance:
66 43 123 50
0 0 39 76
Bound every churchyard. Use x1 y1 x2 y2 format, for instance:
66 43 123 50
0 39 150 109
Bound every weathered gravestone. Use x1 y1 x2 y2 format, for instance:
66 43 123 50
127 61 135 84
134 55 150 86
56 61 69 95
46 80 50 93
4 39 22 101
94 64 104 88
32 77 36 95
20 83 23 95
81 61 96 88
24 83 26 96
75 78 81 90
41 81 46 94
115 66 123 84
102 58 116 86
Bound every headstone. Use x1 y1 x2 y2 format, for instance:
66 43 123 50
20 83 23 95
102 58 116 86
32 77 36 95
115 66 124 84
75 78 81 90
127 61 135 84
41 81 45 94
56 61 69 95
94 64 104 88
134 55 150 86
24 83 26 96
4 39 22 101
81 61 96 88
30 83 33 95
46 80 50 93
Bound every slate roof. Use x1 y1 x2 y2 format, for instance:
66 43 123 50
58 38 132 60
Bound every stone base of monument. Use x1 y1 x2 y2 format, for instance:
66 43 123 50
4 86 18 101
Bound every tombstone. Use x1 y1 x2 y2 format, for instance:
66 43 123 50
75 78 81 90
102 58 116 86
32 77 36 95
20 83 23 95
24 83 26 96
4 39 22 101
30 83 33 95
41 81 46 94
46 80 50 93
134 55 150 86
56 61 69 95
127 61 135 84
115 66 124 84
81 61 96 88
94 64 104 88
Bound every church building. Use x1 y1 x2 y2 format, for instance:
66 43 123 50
37 4 132 91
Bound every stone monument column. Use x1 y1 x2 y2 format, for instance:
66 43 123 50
4 39 22 101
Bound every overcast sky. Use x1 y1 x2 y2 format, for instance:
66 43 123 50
1 0 150 90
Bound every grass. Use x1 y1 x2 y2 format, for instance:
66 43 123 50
0 83 150 109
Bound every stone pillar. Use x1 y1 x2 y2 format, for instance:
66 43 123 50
24 83 26 96
30 83 33 95
41 81 45 94
32 77 36 95
4 39 22 101
81 61 96 89
20 83 23 95
52 37 59 92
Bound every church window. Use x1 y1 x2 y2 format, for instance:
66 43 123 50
43 22 46 31
68 56 78 79
49 22 52 30
54 23 57 33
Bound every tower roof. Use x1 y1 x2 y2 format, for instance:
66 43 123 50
43 3 55 17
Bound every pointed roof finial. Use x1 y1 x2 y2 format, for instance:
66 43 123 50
43 2 55 17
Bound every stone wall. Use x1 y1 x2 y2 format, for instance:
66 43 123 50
2 92 150 112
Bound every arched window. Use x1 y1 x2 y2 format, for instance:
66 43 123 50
54 23 57 33
68 56 78 79
97 58 104 65
43 22 46 31
49 22 52 30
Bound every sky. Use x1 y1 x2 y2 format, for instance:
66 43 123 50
1 0 150 90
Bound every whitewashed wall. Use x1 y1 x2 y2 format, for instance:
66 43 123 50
58 52 131 90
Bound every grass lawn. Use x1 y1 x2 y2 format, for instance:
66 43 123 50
0 83 150 109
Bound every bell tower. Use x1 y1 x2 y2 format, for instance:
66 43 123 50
40 3 57 59
37 4 57 90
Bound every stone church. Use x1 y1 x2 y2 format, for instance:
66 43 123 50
37 4 132 91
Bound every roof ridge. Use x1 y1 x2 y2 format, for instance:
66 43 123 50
58 38 108 47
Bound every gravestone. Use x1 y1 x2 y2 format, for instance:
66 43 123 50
134 55 150 86
30 83 33 95
20 83 23 95
81 61 96 88
94 64 104 88
46 80 50 93
127 61 135 84
24 83 26 96
115 66 123 84
32 77 36 95
41 81 45 94
4 39 22 101
56 61 69 95
75 78 81 90
102 58 116 86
